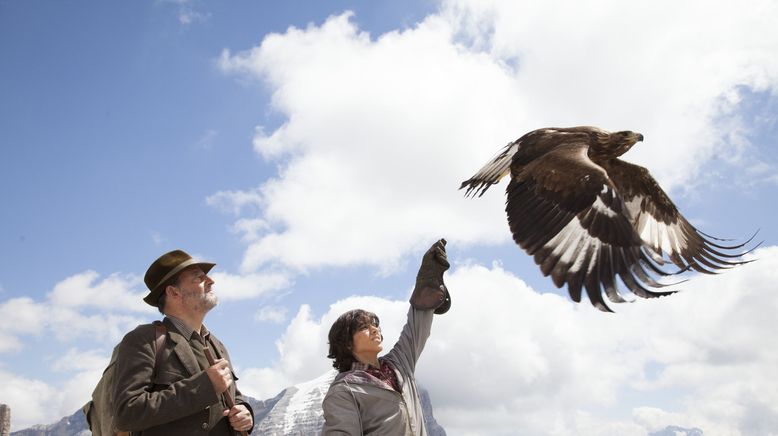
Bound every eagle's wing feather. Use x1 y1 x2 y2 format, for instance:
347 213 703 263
460 139 520 197
604 159 755 274
506 141 670 311
460 128 569 197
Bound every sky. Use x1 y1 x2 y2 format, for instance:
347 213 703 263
1 0 777 434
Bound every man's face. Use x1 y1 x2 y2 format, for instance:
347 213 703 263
177 266 217 314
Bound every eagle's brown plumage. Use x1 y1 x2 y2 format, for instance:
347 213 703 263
461 126 757 311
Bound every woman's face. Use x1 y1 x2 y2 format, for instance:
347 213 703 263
351 323 383 356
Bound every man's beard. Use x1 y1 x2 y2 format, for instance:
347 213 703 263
183 289 218 313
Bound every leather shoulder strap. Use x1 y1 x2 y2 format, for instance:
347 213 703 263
205 334 223 360
151 320 167 374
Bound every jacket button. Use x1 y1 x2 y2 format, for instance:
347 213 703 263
202 422 208 429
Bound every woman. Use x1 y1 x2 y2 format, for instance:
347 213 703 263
322 239 451 435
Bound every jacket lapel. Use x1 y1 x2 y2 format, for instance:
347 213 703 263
163 320 200 376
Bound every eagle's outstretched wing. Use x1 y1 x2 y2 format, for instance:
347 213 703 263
506 141 674 311
603 159 758 273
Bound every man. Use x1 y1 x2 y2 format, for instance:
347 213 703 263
112 249 254 435
322 239 451 435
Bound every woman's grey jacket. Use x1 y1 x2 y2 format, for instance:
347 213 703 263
322 306 434 436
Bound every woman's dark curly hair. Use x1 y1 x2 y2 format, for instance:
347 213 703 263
327 309 380 372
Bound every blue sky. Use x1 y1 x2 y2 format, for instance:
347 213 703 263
2 1 778 434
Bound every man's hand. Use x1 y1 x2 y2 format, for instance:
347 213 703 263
206 359 233 394
223 404 253 433
410 238 452 314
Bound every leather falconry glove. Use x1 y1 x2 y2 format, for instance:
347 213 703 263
410 238 452 314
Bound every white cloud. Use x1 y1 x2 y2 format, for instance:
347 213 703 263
0 336 22 354
0 369 63 430
0 271 156 356
47 270 148 312
217 1 778 277
195 128 219 150
206 188 264 216
51 348 113 373
210 271 292 301
230 218 270 242
0 297 48 337
0 272 163 427
179 8 209 25
238 247 778 435
0 348 110 431
255 305 289 323
219 12 514 274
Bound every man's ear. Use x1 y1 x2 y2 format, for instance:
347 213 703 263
165 284 179 298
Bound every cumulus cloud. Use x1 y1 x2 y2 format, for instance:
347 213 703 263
0 297 49 337
0 369 64 429
0 273 157 428
0 349 110 430
0 271 156 354
230 218 270 242
218 12 515 274
238 247 778 435
210 271 292 301
255 304 289 323
216 0 778 278
0 271 153 428
206 188 264 216
47 270 148 311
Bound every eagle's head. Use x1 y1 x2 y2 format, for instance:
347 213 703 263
592 130 644 158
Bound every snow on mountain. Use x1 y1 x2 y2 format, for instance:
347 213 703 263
254 370 335 435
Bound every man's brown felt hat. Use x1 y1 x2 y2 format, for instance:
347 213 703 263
143 249 215 307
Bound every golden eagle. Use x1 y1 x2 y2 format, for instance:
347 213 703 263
461 126 756 311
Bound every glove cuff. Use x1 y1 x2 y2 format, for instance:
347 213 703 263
410 282 451 314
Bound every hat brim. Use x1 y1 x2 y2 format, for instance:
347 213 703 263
143 261 216 307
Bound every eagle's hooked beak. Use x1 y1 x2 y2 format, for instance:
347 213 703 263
636 133 644 142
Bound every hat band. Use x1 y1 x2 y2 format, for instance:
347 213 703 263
154 258 201 291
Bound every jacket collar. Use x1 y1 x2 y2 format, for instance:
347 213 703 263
334 358 403 392
165 315 210 341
